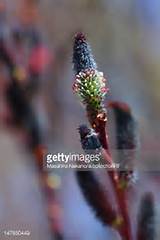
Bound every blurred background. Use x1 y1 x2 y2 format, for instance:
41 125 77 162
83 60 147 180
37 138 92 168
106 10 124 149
0 0 160 239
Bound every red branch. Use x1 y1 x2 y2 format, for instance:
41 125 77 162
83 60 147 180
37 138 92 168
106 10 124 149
94 114 132 240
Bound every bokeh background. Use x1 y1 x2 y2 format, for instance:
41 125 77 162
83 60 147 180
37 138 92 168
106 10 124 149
0 0 160 239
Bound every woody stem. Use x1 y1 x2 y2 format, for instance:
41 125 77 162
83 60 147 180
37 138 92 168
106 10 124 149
95 116 132 240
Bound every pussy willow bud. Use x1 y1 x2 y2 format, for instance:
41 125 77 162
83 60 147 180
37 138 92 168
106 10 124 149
77 125 121 228
73 69 108 112
78 124 101 150
73 33 109 127
137 192 156 240
109 101 139 188
73 32 97 74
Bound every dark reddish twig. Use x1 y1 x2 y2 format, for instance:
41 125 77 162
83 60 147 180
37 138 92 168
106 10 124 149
94 114 132 240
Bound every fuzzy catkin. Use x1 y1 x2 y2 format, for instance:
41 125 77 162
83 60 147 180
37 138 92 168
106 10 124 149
73 32 97 74
77 125 119 227
137 192 155 240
